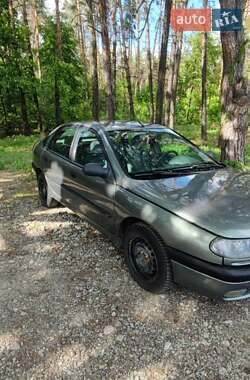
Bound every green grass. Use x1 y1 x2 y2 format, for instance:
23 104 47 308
0 135 39 173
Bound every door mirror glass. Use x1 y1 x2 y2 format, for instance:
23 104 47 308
83 163 108 178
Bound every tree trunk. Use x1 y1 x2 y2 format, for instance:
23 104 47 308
8 0 13 17
186 85 194 122
165 32 177 126
144 0 154 122
98 0 115 121
19 87 31 135
5 87 15 119
219 0 250 162
87 0 99 120
165 0 187 129
111 0 118 109
136 1 141 97
23 0 43 132
155 0 172 124
75 0 86 66
152 15 160 60
0 91 8 129
8 0 31 135
55 0 62 125
201 0 208 141
169 33 183 129
118 0 135 120
152 0 163 61
30 3 42 81
55 0 62 59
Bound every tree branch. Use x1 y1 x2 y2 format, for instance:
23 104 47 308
138 0 154 40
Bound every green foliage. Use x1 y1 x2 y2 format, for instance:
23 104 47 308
0 0 33 134
134 85 154 122
0 1 249 169
0 10 92 136
40 18 91 128
224 160 249 170
177 34 222 128
0 5 222 136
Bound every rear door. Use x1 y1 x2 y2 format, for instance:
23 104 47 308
42 125 77 205
67 128 116 234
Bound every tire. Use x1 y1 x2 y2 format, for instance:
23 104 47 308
37 172 59 208
124 222 173 294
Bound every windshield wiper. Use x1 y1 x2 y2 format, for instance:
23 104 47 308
171 162 225 172
132 169 189 178
132 162 225 178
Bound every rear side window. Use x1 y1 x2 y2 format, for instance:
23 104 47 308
48 127 75 158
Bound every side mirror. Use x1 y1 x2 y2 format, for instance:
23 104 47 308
206 151 215 159
83 163 108 178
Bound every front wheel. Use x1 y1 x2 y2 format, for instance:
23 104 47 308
37 172 59 208
124 223 173 294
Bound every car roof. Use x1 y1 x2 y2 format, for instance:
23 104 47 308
103 121 167 132
68 121 173 133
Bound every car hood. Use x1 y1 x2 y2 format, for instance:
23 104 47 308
127 168 250 238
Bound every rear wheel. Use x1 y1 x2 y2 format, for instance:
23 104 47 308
37 172 59 208
124 223 173 294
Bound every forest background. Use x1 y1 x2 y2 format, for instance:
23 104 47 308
0 0 249 172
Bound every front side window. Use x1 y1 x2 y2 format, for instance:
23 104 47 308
48 127 76 158
108 129 217 177
74 129 107 168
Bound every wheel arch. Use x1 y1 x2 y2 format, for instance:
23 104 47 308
119 217 143 240
119 217 157 243
32 163 42 177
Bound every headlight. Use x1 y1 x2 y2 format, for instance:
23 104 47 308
210 238 250 259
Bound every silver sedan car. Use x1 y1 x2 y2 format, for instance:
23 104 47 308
32 122 250 301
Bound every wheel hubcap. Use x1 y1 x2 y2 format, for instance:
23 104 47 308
130 239 157 278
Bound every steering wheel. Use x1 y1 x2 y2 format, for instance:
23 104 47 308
156 150 178 166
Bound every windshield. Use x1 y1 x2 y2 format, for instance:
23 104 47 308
108 129 218 176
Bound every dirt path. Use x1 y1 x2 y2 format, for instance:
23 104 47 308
0 171 249 379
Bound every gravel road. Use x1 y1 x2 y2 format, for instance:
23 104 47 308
0 171 249 380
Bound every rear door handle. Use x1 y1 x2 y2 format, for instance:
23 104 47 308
70 171 77 179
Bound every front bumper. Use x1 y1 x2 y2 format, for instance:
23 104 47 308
172 261 250 300
169 247 250 300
